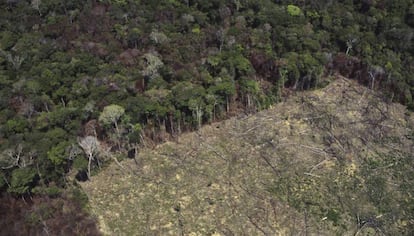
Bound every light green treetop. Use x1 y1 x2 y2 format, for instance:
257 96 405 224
99 104 125 127
287 5 301 16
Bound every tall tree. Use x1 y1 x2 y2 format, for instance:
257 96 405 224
78 136 100 180
99 104 125 136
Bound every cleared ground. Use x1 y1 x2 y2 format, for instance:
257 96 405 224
82 78 414 235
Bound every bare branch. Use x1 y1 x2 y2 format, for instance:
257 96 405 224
78 136 100 179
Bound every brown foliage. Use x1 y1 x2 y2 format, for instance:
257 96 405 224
134 78 145 92
0 193 101 236
82 119 99 137
82 42 109 58
154 9 176 24
77 3 113 43
331 53 393 93
8 96 24 113
331 53 371 85
117 48 141 66
249 52 279 79
90 3 109 17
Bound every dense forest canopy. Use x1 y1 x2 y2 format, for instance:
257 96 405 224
0 0 413 201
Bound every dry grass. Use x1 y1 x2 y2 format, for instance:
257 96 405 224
82 78 414 235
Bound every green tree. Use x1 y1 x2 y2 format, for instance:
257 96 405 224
208 69 236 113
47 141 70 166
3 117 29 137
99 104 125 133
287 4 301 17
8 167 37 195
239 77 260 110
188 97 205 129
99 104 126 149
127 27 141 48
141 52 164 80
172 81 207 128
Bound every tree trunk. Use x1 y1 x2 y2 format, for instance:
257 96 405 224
213 103 216 122
169 114 174 135
87 153 92 180
178 119 181 135
369 72 375 90
114 121 122 150
226 96 230 113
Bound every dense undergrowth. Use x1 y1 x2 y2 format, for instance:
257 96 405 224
0 0 413 233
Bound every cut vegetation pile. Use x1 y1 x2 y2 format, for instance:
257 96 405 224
82 78 414 235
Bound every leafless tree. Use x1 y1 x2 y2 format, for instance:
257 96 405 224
31 0 41 15
78 136 100 179
216 28 226 52
368 65 385 90
345 38 357 55
0 49 25 70
0 144 33 169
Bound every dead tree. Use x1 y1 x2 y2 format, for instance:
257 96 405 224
78 136 100 180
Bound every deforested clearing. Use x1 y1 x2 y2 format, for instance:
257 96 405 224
82 78 414 235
